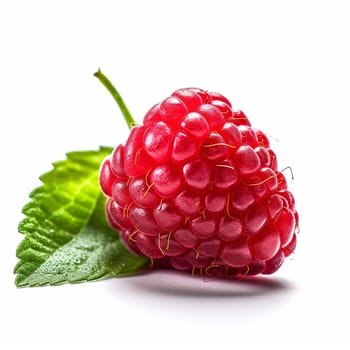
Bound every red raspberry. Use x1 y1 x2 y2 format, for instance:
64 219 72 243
97 73 298 278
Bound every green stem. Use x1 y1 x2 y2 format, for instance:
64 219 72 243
94 69 136 129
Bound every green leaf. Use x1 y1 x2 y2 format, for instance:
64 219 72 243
14 146 149 287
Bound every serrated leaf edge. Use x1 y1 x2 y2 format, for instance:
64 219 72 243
14 146 113 287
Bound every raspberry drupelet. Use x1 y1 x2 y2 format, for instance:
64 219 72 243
97 71 298 278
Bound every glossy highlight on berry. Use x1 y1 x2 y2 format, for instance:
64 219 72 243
96 70 299 278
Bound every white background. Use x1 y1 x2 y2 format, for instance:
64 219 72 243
0 0 349 348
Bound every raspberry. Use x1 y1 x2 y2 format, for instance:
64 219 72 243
97 70 298 278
